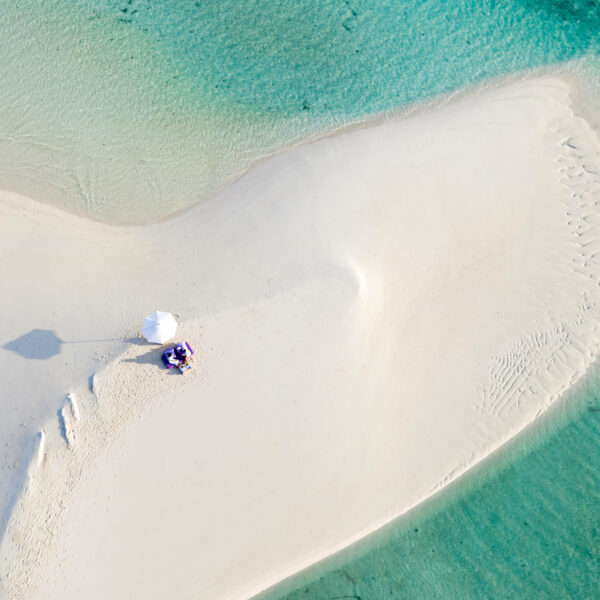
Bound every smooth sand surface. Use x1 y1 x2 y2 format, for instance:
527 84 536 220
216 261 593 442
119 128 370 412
1 76 600 599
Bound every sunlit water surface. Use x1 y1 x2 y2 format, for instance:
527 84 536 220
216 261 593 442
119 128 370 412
1 0 600 221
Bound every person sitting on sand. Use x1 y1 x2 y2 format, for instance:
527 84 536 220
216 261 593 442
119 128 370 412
176 343 192 370
165 348 179 366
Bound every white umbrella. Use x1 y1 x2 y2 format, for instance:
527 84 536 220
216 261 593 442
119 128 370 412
142 311 177 344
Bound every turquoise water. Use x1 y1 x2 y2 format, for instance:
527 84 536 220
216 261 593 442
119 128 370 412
90 0 600 119
1 1 600 222
256 365 600 599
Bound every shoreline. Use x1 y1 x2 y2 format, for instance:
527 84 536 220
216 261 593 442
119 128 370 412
257 358 600 599
2 72 600 598
1 60 596 229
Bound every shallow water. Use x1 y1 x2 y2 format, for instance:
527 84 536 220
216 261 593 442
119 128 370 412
1 1 600 222
256 363 600 599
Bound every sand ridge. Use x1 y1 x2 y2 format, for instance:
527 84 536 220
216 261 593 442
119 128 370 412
1 75 600 599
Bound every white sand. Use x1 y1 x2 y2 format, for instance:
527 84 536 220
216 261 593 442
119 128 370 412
1 75 600 599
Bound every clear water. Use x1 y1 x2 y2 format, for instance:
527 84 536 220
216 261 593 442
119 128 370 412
1 1 600 222
256 364 600 599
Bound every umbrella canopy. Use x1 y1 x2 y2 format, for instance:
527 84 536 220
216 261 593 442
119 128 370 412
142 311 177 344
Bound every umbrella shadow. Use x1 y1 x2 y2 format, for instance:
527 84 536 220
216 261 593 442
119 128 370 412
2 329 63 360
124 336 151 347
2 331 147 361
